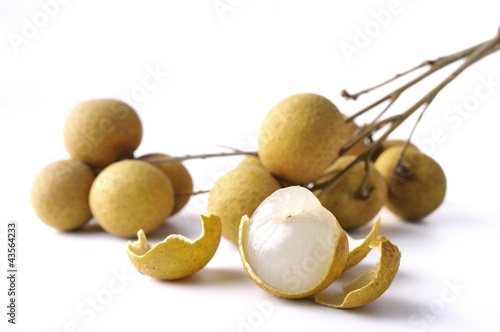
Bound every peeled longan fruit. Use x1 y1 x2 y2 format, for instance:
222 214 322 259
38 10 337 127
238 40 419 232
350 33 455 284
63 99 143 169
314 156 387 230
207 165 281 244
138 153 193 215
342 116 367 156
89 160 174 237
30 159 95 231
374 145 446 220
258 93 345 185
239 186 348 299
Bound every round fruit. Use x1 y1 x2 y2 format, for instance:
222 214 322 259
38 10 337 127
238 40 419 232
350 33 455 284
374 145 446 220
207 165 281 244
30 159 95 231
89 159 174 237
63 99 143 169
237 155 264 169
239 186 348 299
314 156 387 230
371 139 417 162
258 93 345 185
138 153 193 215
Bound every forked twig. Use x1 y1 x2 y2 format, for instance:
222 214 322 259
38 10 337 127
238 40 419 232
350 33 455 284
312 28 500 192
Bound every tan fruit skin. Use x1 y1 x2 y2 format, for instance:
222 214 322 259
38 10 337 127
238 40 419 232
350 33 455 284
344 217 381 271
374 145 446 220
314 236 401 308
63 99 143 169
89 160 174 238
237 155 264 169
127 214 221 280
258 93 345 185
138 153 194 215
371 139 418 162
315 156 387 230
30 159 95 231
207 166 281 244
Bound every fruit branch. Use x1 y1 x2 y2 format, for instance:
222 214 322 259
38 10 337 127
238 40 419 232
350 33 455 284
176 189 210 197
341 61 428 101
343 31 500 122
340 31 500 155
339 99 399 156
146 150 258 163
394 99 432 172
312 27 500 192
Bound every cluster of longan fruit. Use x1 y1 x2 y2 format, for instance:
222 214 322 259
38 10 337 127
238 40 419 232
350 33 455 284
30 99 193 238
207 93 447 244
31 94 446 243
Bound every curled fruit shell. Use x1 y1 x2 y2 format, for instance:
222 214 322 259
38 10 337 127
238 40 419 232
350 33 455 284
127 214 222 280
314 236 401 308
344 217 381 271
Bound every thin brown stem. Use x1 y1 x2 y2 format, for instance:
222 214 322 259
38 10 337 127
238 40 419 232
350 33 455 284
340 94 399 155
313 28 500 192
176 190 210 197
311 119 398 192
146 150 258 164
355 159 371 200
395 99 433 171
343 35 499 123
341 60 432 101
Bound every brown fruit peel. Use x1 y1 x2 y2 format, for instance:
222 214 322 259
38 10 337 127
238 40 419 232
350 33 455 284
314 236 401 308
127 214 222 280
344 216 381 271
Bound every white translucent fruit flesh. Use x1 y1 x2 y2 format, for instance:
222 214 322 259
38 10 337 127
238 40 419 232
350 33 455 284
239 186 348 298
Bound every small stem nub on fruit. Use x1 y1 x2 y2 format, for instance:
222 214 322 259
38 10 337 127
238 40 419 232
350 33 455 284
355 160 372 200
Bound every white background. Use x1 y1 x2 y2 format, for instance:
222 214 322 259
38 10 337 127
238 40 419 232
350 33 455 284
1 0 500 331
